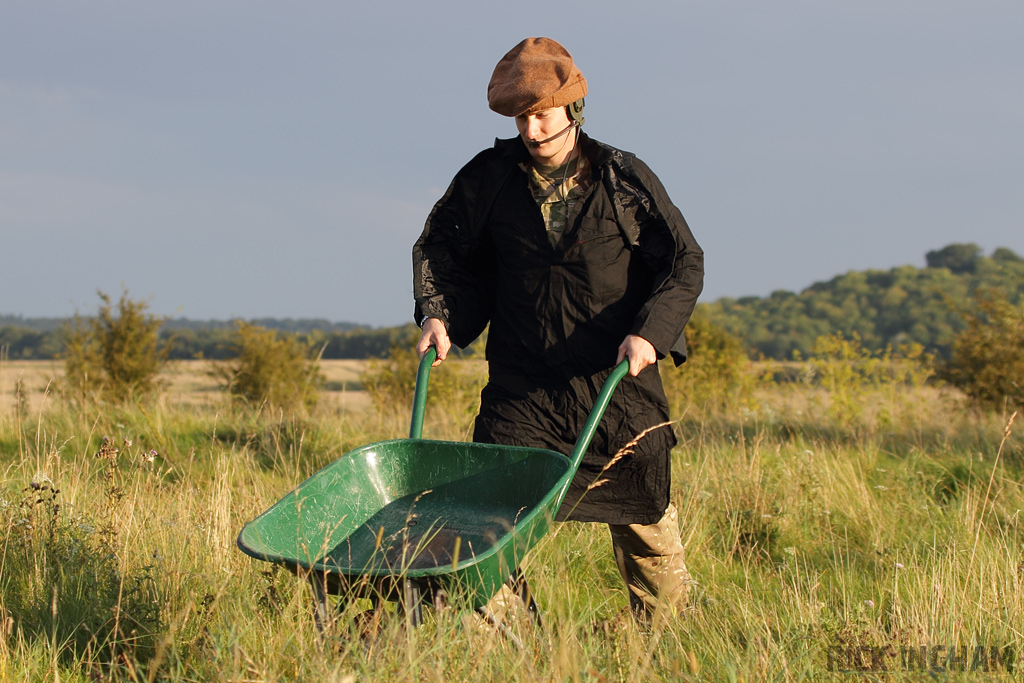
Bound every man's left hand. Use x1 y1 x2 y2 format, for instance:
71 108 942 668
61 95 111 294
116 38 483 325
616 335 657 377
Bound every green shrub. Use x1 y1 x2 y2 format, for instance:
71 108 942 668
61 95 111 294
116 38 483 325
811 333 872 426
63 290 168 404
940 290 1024 411
809 332 934 428
660 312 754 414
211 321 324 414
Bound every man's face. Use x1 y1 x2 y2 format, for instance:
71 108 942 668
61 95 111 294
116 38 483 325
516 106 576 167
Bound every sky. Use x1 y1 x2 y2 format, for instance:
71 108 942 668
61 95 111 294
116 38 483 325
1 1 1021 327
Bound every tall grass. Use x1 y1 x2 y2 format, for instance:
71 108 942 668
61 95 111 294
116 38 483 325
1 359 1021 681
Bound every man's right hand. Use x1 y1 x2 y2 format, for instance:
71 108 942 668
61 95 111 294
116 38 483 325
416 318 451 366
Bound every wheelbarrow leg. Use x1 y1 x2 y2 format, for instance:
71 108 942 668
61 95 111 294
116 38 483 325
402 578 424 628
309 572 332 635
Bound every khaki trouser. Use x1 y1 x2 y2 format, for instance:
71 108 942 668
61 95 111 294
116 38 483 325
608 503 690 617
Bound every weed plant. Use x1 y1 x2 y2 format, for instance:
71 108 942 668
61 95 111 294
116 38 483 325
0 353 1022 681
62 290 168 406
209 321 325 416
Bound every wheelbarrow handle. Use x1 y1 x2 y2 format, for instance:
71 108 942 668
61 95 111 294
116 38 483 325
409 347 438 438
563 360 630 473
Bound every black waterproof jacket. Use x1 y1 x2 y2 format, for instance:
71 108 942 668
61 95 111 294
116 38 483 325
413 133 703 525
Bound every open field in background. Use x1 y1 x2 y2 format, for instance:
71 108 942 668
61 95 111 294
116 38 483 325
0 359 374 415
1 358 1022 681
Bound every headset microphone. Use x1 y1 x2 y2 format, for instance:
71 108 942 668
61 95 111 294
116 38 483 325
527 120 579 148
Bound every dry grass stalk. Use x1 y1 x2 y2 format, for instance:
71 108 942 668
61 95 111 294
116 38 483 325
587 421 673 491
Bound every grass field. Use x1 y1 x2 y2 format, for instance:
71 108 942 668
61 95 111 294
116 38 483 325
1 357 1021 681
0 359 372 414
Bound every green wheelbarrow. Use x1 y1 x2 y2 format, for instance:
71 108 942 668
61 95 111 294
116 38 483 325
237 349 629 637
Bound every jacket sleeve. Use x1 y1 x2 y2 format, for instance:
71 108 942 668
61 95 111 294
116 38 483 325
412 161 495 349
620 158 704 365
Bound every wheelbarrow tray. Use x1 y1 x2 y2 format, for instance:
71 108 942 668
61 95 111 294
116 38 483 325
238 351 628 614
237 437 574 609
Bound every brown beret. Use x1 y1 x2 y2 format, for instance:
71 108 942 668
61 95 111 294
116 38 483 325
487 37 588 117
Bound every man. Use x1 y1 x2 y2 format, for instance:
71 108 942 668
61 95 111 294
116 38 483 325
413 37 703 618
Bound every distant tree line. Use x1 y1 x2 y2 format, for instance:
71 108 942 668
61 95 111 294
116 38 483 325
704 243 1024 359
162 323 420 361
2 244 1021 363
0 316 419 361
0 326 65 360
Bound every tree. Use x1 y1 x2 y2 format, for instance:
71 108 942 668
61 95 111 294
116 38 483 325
63 290 168 403
211 321 324 413
925 243 981 274
991 247 1023 264
940 290 1024 411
